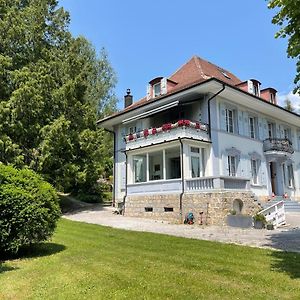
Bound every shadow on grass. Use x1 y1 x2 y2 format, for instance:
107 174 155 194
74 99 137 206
0 263 18 274
270 250 300 279
2 242 66 261
266 228 300 279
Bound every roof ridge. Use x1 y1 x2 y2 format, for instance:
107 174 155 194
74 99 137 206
168 55 197 79
193 55 205 78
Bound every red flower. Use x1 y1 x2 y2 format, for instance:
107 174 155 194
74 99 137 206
183 119 190 126
152 128 157 135
178 119 184 127
143 129 149 138
128 134 134 141
162 123 172 131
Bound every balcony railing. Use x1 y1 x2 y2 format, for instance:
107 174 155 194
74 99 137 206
124 120 210 150
263 138 294 154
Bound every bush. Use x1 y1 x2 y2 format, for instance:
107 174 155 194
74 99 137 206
0 164 60 254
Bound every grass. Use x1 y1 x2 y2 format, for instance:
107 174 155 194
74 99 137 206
1 219 300 299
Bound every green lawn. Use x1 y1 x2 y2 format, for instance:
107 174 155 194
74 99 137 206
1 219 300 299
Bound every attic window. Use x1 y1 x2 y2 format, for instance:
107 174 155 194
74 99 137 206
153 83 161 97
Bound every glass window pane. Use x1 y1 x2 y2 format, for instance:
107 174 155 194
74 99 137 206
166 147 181 179
133 155 146 183
149 151 163 180
191 156 200 178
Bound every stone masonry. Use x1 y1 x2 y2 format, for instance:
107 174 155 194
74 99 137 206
125 191 261 225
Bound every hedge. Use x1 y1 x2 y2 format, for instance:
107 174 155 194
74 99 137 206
0 164 60 254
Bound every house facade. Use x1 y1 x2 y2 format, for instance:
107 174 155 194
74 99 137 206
98 56 300 224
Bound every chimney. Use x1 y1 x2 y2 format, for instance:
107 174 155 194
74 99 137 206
124 88 133 108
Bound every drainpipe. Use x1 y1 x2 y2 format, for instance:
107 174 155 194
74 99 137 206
122 150 128 215
207 84 226 139
104 128 116 207
179 137 184 222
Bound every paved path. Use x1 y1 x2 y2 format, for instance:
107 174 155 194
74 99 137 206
63 205 300 253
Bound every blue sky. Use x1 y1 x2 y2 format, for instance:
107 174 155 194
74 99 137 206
59 0 299 109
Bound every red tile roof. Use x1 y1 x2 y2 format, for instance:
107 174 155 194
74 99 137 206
103 55 243 120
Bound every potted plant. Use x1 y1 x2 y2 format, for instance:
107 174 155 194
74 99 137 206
266 222 274 230
253 213 266 229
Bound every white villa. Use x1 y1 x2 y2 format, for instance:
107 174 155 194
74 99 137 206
98 56 300 224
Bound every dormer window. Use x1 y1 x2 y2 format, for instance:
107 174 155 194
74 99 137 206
153 82 161 97
270 93 276 104
253 84 259 96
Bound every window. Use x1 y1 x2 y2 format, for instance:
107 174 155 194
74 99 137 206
153 83 161 97
267 123 275 138
270 93 276 104
251 159 259 184
149 151 163 180
249 117 257 139
282 163 286 186
284 128 291 140
287 165 294 188
165 147 181 179
228 155 237 177
128 126 136 134
253 84 259 96
225 108 234 133
133 155 146 183
190 147 205 178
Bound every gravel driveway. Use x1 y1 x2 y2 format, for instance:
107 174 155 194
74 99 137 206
63 205 300 253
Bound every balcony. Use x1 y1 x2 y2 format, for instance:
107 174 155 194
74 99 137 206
263 138 294 161
124 120 210 150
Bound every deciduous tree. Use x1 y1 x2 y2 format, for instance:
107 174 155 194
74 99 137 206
0 0 116 194
268 0 300 93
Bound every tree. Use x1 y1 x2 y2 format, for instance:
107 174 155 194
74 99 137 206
283 97 294 111
0 0 116 194
268 0 300 94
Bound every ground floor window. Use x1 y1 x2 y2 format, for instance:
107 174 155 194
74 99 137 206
228 155 237 177
251 159 259 184
131 146 181 183
149 151 163 180
190 147 205 178
133 155 147 183
287 165 295 188
165 147 181 179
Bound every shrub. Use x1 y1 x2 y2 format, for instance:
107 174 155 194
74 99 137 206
0 164 60 254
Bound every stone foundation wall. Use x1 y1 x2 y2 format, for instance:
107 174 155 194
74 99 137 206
125 194 181 222
125 191 261 225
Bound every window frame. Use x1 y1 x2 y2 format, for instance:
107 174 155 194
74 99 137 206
190 147 205 178
227 155 237 177
287 164 295 188
250 159 259 185
225 108 234 133
249 116 257 139
153 82 161 97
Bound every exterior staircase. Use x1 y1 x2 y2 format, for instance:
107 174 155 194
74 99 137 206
263 196 300 212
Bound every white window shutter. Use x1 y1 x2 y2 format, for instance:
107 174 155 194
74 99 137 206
147 84 151 100
219 103 226 131
237 156 242 177
237 110 243 135
161 77 167 95
248 80 254 94
244 112 249 137
260 163 267 186
222 153 228 176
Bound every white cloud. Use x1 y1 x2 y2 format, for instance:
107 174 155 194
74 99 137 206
277 91 300 112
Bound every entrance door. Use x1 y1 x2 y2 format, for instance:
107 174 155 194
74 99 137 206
270 162 277 194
